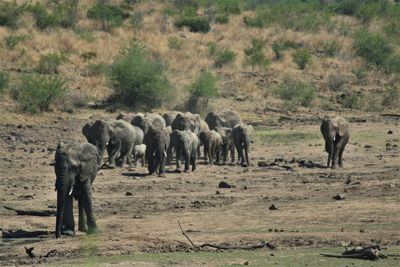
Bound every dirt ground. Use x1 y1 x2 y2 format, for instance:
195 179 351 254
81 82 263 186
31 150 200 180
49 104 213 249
0 110 399 266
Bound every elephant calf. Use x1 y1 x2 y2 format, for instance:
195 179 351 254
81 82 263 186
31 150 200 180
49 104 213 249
320 116 350 168
199 130 223 165
232 124 254 167
54 142 100 238
133 144 146 167
169 130 199 172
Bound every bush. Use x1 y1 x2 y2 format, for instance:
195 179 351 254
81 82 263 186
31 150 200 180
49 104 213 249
215 13 229 24
244 38 270 68
325 74 348 92
322 40 341 57
4 35 28 49
186 70 218 113
272 42 283 60
73 27 96 42
292 48 312 70
86 63 109 76
0 1 27 28
87 3 128 29
0 71 9 93
168 37 184 50
109 39 172 109
130 12 143 28
214 49 236 68
382 86 399 107
354 30 392 66
243 16 263 28
30 1 79 30
11 74 66 113
37 53 68 74
385 54 400 73
80 52 97 61
333 0 363 16
351 68 367 84
274 80 316 108
215 0 241 15
175 16 210 33
336 92 361 109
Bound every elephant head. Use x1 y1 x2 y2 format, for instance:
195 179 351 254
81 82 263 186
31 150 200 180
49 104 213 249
131 115 151 135
82 120 113 157
54 142 100 238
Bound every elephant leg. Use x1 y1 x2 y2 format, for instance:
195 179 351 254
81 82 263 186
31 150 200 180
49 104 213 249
325 141 333 168
166 143 173 165
146 147 155 174
197 145 201 158
62 195 75 236
331 143 340 169
123 144 134 167
78 197 87 232
243 143 250 167
158 149 166 177
338 141 347 168
191 151 197 172
81 181 98 234
203 145 208 164
141 155 145 167
230 144 235 164
176 147 182 171
107 141 121 168
183 149 190 173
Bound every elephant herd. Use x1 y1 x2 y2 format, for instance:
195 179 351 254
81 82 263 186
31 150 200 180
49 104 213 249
53 110 350 238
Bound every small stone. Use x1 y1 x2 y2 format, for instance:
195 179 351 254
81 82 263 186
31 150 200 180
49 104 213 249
387 130 393 134
218 181 232 188
364 144 372 149
216 190 220 195
333 194 346 200
125 192 133 196
359 229 365 233
257 161 269 167
269 204 278 210
244 261 249 265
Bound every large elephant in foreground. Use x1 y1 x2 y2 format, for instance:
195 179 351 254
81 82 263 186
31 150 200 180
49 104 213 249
145 126 170 177
82 119 138 168
54 142 100 238
232 124 254 167
205 110 242 130
169 130 199 172
320 116 350 168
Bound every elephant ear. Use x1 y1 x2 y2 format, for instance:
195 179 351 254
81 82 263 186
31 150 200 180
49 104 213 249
82 122 93 142
78 143 101 182
331 117 348 137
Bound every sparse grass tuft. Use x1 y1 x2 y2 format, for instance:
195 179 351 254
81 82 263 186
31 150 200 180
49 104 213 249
168 36 184 50
325 73 348 92
336 91 362 109
244 38 270 69
0 71 9 93
80 52 97 62
322 40 341 57
130 12 144 29
86 63 109 77
37 52 69 74
382 86 400 108
292 48 312 70
0 1 27 28
4 35 28 49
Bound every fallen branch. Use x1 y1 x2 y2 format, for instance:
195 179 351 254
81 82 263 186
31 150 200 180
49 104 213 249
4 206 56 217
178 221 275 251
2 230 52 238
24 246 36 258
321 245 387 261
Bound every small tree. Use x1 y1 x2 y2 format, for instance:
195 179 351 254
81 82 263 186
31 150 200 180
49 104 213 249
186 71 218 113
87 0 128 30
292 48 312 69
244 38 270 69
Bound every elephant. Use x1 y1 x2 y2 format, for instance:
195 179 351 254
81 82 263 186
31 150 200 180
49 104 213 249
131 113 166 135
163 111 180 127
199 130 223 165
82 119 137 168
133 144 146 167
171 113 195 132
140 118 170 177
215 127 235 164
232 124 254 167
169 130 199 172
205 110 242 130
320 116 350 168
54 141 100 238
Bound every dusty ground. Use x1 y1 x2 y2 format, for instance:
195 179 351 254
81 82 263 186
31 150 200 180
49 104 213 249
0 110 399 266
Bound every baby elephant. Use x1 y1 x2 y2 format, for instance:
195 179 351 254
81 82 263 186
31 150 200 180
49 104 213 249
320 116 350 168
169 130 199 172
133 144 146 167
199 130 223 165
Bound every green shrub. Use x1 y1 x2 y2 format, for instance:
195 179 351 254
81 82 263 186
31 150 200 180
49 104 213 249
333 0 363 16
215 0 241 15
243 16 263 28
73 27 96 42
80 52 97 61
322 40 341 57
274 80 316 108
86 63 109 76
385 54 400 73
0 71 9 93
351 68 367 84
0 1 27 28
215 13 229 24
37 53 68 74
272 42 283 60
214 49 236 68
175 16 210 33
11 74 66 113
4 35 28 49
31 3 57 29
130 12 144 28
325 73 348 91
186 70 218 113
354 30 392 66
168 36 184 50
109 39 172 109
30 1 78 30
87 3 128 29
244 38 270 68
292 48 312 70
336 92 361 109
382 86 399 107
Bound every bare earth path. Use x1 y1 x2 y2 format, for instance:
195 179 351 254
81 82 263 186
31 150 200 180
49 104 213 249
0 110 399 266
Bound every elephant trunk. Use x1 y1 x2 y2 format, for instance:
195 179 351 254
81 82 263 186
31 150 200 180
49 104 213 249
55 180 71 238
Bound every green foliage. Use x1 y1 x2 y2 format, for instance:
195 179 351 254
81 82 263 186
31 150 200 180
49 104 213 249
80 52 97 61
86 63 109 76
215 13 229 24
109 39 172 109
87 2 128 29
214 49 236 68
333 0 363 16
272 42 285 60
381 86 400 107
325 73 348 92
4 35 28 49
215 0 241 15
11 74 66 113
337 92 361 109
351 68 367 84
292 48 312 70
130 12 144 28
168 37 184 50
30 1 79 30
273 79 316 108
244 38 270 68
0 71 9 93
354 30 392 66
322 40 341 57
0 1 27 28
186 70 218 112
37 53 69 74
73 27 96 42
384 54 400 74
175 16 210 33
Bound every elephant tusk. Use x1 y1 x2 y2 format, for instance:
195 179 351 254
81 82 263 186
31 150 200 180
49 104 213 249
69 186 74 196
164 151 167 157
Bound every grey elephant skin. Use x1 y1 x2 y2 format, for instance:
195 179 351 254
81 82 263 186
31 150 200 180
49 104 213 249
199 130 222 164
215 127 235 164
205 110 242 130
232 124 254 167
54 142 100 238
131 113 166 135
133 144 146 167
82 119 138 168
169 130 199 172
320 116 350 168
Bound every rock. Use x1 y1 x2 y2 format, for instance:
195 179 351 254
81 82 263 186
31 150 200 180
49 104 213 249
244 261 249 265
364 144 372 149
125 192 133 196
333 194 346 200
269 204 278 210
258 161 269 167
216 190 220 195
274 156 285 163
387 130 393 134
218 181 232 188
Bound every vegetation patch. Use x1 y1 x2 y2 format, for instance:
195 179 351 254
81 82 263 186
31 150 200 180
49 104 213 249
0 1 27 28
0 71 9 93
244 38 270 69
168 37 184 50
273 79 316 109
257 129 320 144
175 16 210 33
292 48 312 70
37 53 69 74
87 3 128 30
4 35 28 50
186 70 218 113
30 1 79 30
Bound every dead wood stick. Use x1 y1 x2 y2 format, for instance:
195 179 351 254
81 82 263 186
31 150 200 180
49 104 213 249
24 246 36 258
4 206 56 217
178 220 199 250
